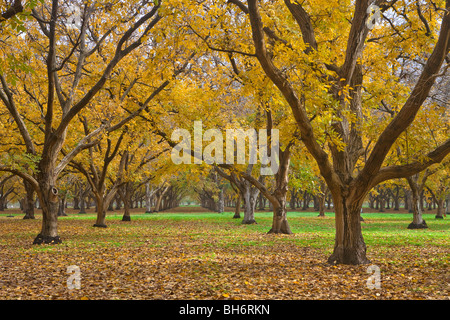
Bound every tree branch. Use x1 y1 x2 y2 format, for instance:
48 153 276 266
370 139 450 188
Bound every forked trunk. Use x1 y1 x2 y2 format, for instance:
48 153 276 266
327 197 370 265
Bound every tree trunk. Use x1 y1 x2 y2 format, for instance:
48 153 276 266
73 196 80 210
327 196 370 265
393 193 400 210
241 183 258 224
266 147 292 234
145 182 153 213
57 195 67 216
154 194 163 212
406 176 428 229
22 179 35 219
217 188 224 213
435 198 445 219
33 173 61 244
121 183 132 221
233 194 241 218
93 192 107 228
73 183 80 210
302 191 310 210
154 185 169 212
79 196 86 213
268 202 291 234
289 190 297 210
317 181 327 217
318 194 326 217
122 196 131 221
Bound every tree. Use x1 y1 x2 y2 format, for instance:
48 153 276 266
219 0 450 264
0 0 170 243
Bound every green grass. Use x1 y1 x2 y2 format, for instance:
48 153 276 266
51 210 448 248
2 210 448 250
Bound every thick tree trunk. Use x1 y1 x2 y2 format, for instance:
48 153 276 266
268 204 292 234
93 193 107 228
33 174 61 244
327 195 370 265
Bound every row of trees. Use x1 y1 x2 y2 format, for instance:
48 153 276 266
1 0 449 265
2 162 448 224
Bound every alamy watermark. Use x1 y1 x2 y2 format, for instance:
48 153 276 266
366 4 382 30
366 265 381 289
170 120 280 175
67 265 81 290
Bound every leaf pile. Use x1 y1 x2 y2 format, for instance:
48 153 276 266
0 212 448 300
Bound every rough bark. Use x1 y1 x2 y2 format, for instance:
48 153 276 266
33 172 61 244
327 197 370 265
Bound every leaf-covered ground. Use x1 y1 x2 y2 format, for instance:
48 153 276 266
0 209 448 300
